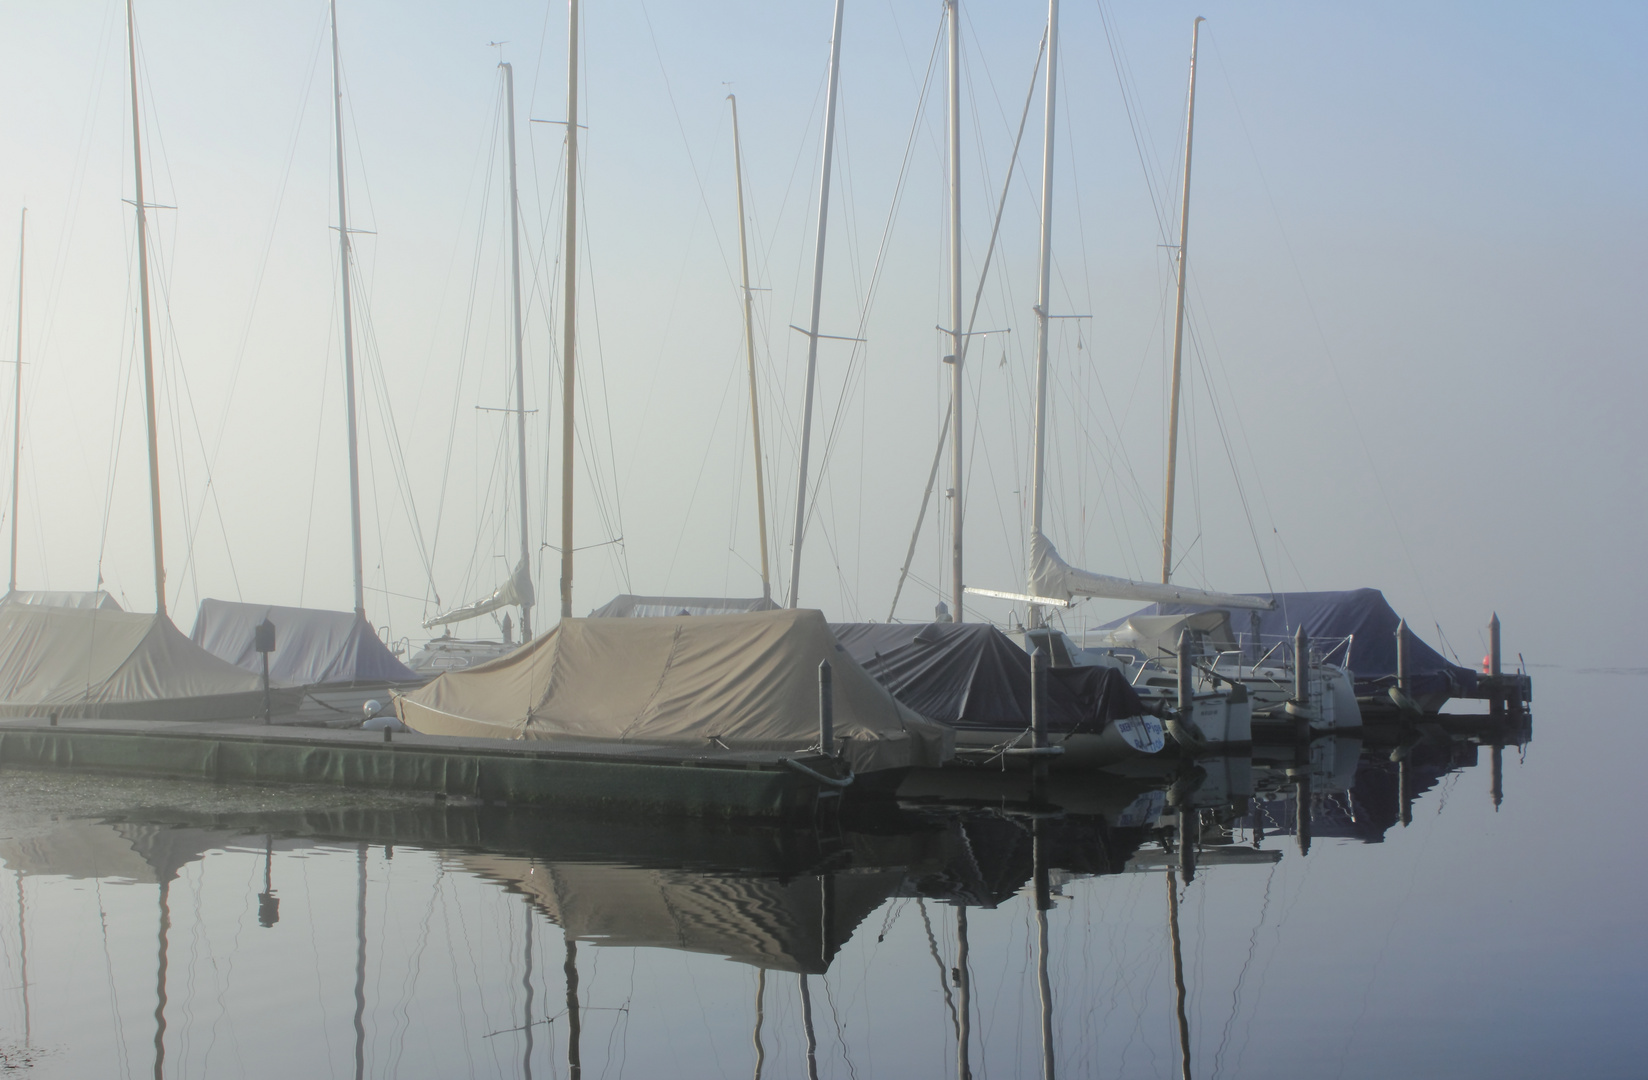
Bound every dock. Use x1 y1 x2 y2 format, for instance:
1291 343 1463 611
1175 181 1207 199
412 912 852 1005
0 716 856 822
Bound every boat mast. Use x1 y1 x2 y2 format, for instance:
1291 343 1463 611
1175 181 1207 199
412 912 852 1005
1027 0 1060 630
946 0 964 623
786 0 847 610
9 210 22 595
329 0 367 619
728 94 772 601
125 0 166 617
1160 17 1204 586
502 61 533 640
559 0 579 621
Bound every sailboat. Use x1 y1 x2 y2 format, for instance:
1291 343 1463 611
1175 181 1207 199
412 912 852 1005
961 6 1272 754
0 0 298 722
408 56 539 672
190 1 418 700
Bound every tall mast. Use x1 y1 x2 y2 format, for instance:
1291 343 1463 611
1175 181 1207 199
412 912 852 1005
502 61 533 640
559 0 579 620
786 0 847 610
1027 0 1060 628
946 0 964 622
125 0 166 617
728 94 772 601
9 210 22 595
1160 16 1204 585
329 0 367 619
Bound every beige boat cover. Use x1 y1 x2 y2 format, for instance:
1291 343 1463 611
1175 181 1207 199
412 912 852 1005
0 605 297 720
397 608 952 774
455 853 907 973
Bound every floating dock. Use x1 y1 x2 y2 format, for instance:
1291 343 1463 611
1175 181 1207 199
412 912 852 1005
0 716 856 822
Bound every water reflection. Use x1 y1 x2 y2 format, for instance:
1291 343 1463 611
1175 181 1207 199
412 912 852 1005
0 723 1522 1079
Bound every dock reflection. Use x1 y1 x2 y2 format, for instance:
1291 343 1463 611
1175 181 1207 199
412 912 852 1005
0 718 1522 1078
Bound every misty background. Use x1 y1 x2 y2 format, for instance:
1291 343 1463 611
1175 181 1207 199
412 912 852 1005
0 0 1640 672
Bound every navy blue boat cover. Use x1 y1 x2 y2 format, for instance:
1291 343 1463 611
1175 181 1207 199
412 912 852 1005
833 622 1147 735
1108 589 1477 700
191 599 418 686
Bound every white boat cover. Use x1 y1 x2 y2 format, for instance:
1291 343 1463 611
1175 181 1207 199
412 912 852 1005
1 589 122 611
397 608 953 775
1029 531 1274 611
588 593 781 618
424 557 534 629
455 854 905 973
190 598 418 686
1095 611 1239 659
0 605 294 720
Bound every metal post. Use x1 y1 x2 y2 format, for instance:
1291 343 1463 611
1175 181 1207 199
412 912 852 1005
1395 617 1410 695
501 62 533 641
728 95 772 602
560 0 580 621
946 0 965 624
817 659 834 757
1161 17 1204 586
786 0 847 609
260 652 271 724
1177 628 1194 716
328 0 366 620
1488 612 1503 716
1030 645 1048 749
1293 624 1309 705
1026 0 1060 631
9 209 23 595
126 0 167 617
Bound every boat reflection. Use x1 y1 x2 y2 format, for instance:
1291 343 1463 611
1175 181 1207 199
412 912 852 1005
0 719 1520 1078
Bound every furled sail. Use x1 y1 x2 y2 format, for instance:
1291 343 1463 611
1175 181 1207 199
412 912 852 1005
1029 531 1273 611
423 558 534 630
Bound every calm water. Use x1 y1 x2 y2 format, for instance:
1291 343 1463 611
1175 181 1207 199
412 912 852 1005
0 667 1637 1079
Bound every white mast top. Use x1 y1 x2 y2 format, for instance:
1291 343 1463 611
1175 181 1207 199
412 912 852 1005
125 0 166 617
786 0 848 610
329 0 367 619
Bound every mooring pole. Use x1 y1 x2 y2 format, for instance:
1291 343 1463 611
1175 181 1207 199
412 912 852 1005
1399 757 1413 827
1177 628 1194 715
1396 618 1410 696
817 659 834 757
1293 624 1309 705
1031 645 1049 797
1488 612 1503 716
1490 742 1503 810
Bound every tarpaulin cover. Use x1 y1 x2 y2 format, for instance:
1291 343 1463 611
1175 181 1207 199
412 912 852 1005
0 605 297 720
832 621 1147 735
191 598 417 686
2 589 122 611
398 608 952 775
589 594 781 618
456 853 904 973
1108 589 1477 700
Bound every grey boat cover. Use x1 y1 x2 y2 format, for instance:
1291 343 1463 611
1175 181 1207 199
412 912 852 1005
191 598 417 686
397 608 952 775
1029 530 1274 610
1 589 122 611
833 621 1147 736
455 853 905 973
588 593 781 618
0 605 297 720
